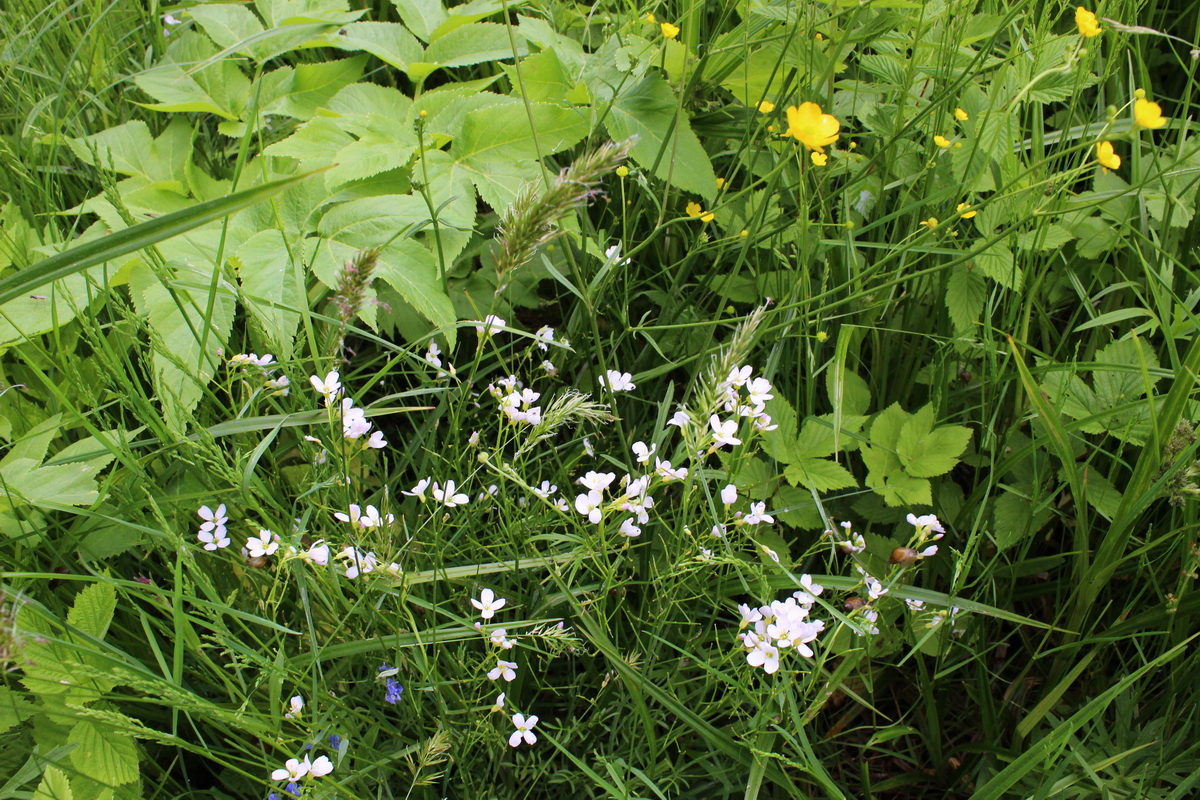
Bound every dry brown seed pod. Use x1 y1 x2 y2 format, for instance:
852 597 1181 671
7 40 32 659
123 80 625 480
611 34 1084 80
246 556 269 569
844 596 867 611
890 547 921 566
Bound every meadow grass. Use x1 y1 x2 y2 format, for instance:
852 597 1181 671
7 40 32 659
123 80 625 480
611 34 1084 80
1 0 1200 798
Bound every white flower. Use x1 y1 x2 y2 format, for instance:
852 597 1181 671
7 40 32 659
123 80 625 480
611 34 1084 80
335 504 364 526
302 541 330 566
490 628 516 649
366 430 387 449
746 640 780 674
631 441 656 464
474 315 506 335
309 755 334 777
619 518 641 537
667 408 691 428
163 13 184 25
266 375 290 395
906 598 925 611
354 505 391 529
509 713 538 747
720 484 738 505
541 359 558 376
737 603 762 627
246 530 281 558
230 352 275 367
432 480 469 508
198 503 228 531
599 370 635 392
493 692 506 711
488 659 518 681
654 458 688 482
583 437 595 456
711 523 726 538
533 325 555 351
340 546 377 579
604 243 630 265
792 574 824 606
577 471 616 492
425 340 442 368
402 478 431 501
725 365 753 389
906 512 945 534
271 757 310 781
197 528 230 550
309 371 341 406
468 431 480 446
471 588 507 620
920 544 939 558
761 545 780 563
532 481 557 499
709 415 743 449
743 502 774 525
575 490 603 524
745 377 774 407
285 695 303 718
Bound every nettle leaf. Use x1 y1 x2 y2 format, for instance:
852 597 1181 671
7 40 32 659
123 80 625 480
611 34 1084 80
784 458 857 492
324 22 423 70
233 230 304 357
33 767 73 800
408 22 528 81
66 583 117 641
895 405 972 478
973 242 1022 291
133 32 251 120
391 0 448 43
0 686 32 735
68 721 139 787
945 267 987 332
128 262 235 427
605 75 717 202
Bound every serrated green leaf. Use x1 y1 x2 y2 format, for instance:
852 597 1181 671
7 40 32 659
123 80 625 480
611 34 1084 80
896 406 971 478
66 583 116 641
262 57 367 121
264 117 355 166
33 766 73 800
760 395 799 462
772 484 825 529
1014 224 1074 252
391 0 448 42
421 22 526 71
973 242 1022 290
868 402 910 450
68 721 138 787
0 458 101 511
257 0 361 26
133 33 251 120
784 458 857 492
945 268 986 332
826 361 871 417
233 230 303 357
604 75 717 201
188 4 267 59
0 687 32 735
324 22 422 70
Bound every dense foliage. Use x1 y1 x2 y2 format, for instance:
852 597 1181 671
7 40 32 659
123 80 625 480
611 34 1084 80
2 0 1199 797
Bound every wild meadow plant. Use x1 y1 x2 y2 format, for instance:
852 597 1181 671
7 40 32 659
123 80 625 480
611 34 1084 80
2 0 1200 797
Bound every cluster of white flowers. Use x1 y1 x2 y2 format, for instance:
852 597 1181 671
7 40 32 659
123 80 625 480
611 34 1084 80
738 576 827 674
305 371 387 449
228 353 290 396
335 503 394 529
197 504 230 550
467 588 542 748
599 369 636 392
489 376 543 426
270 754 334 781
474 315 506 336
572 470 656 537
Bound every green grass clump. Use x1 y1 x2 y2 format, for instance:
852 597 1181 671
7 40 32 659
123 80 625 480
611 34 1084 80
2 0 1200 798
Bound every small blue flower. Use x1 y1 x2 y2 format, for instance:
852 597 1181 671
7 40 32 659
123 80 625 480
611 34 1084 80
329 733 342 749
285 782 301 798
268 794 282 800
385 677 403 704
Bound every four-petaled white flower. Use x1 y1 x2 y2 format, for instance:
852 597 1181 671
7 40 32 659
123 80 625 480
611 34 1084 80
309 755 334 777
720 484 738 505
631 441 656 464
667 408 691 428
490 628 516 649
403 478 431 501
575 490 603 524
604 243 630 265
197 527 230 551
271 757 310 781
709 415 743 449
533 325 555 351
302 541 330 566
472 588 507 619
599 370 635 392
432 480 469 508
744 502 774 525
577 471 616 492
246 530 281 558
425 340 442 368
654 458 688 482
309 371 341 406
488 659 518 681
341 546 377 579
509 713 539 747
746 640 780 674
198 503 228 531
493 692 506 711
475 315 506 336
285 695 303 718
619 518 641 537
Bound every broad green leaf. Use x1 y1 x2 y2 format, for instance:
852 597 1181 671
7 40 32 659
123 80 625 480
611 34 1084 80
391 0 448 42
261 57 367 121
66 583 117 641
503 47 573 103
865 468 931 507
0 413 63 468
408 22 527 81
68 721 138 786
605 75 717 201
0 170 324 307
233 230 303 356
896 406 972 478
867 402 909 450
760 395 799 462
0 458 101 511
316 194 442 247
133 33 251 120
1014 224 1074 252
973 241 1022 291
189 4 267 58
128 262 236 426
0 687 32 735
783 458 857 492
945 268 986 332
257 0 361 26
32 767 73 800
324 22 422 70
454 101 589 163
264 117 355 166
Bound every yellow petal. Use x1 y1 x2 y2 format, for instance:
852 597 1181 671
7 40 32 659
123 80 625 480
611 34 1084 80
954 107 969 121
934 135 952 148
1096 141 1121 170
1075 7 1102 37
686 201 703 218
661 22 679 38
1134 98 1167 129
956 202 977 219
757 100 776 114
811 152 828 166
785 102 841 151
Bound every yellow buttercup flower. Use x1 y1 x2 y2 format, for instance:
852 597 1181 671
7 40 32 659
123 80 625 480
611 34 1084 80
757 100 776 114
811 152 828 166
661 22 680 38
954 107 969 121
701 211 714 222
920 217 938 230
716 177 726 189
1096 141 1121 169
1134 98 1167 129
934 134 952 148
686 202 703 217
784 102 840 152
645 12 656 23
956 202 977 219
1075 7 1102 37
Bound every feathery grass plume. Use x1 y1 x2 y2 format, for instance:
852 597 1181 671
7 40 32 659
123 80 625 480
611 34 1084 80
404 727 452 787
331 246 380 356
493 139 635 293
517 389 613 457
